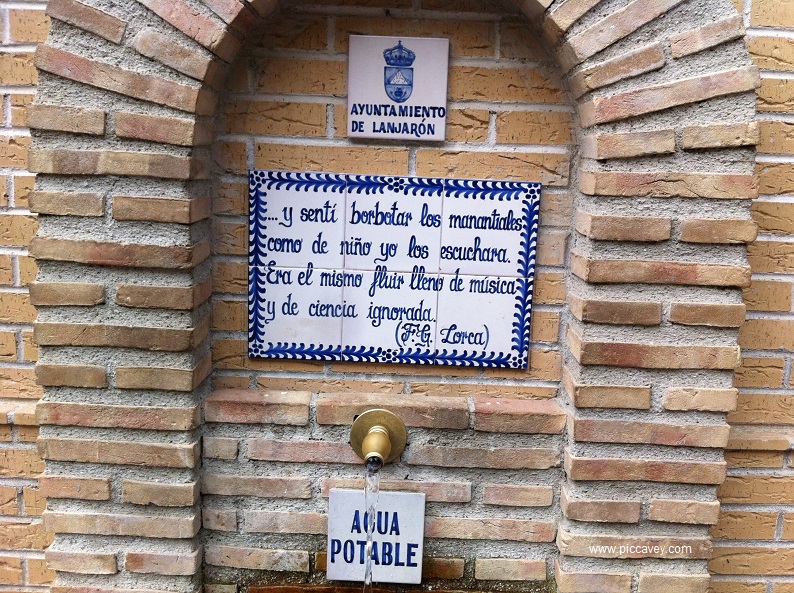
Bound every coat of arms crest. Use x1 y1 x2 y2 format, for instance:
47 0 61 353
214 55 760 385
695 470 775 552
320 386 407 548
383 41 415 103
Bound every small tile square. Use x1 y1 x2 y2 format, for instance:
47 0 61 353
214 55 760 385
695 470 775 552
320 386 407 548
249 170 346 269
434 272 532 368
439 179 540 277
249 265 344 359
343 175 444 272
341 268 440 364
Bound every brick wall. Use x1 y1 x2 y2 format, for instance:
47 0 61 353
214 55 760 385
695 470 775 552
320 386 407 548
710 0 794 591
0 1 55 590
0 0 790 592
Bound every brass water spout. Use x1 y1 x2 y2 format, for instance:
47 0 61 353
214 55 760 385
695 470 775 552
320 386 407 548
349 409 407 465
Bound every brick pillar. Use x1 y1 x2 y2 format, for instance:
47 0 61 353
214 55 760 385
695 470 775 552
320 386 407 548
533 0 760 591
27 1 275 592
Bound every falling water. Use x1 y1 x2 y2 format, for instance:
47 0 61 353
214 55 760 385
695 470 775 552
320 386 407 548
363 455 383 592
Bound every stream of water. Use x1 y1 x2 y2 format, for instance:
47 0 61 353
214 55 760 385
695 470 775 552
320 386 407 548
363 456 382 592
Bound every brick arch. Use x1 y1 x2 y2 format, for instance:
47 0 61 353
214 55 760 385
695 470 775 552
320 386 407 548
28 1 758 592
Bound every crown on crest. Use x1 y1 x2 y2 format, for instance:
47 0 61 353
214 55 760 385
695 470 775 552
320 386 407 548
383 41 416 67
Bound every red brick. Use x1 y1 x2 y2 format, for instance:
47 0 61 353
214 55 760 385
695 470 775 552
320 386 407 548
482 484 553 507
572 417 730 447
554 559 632 593
202 474 311 499
543 0 602 42
44 510 200 538
122 480 198 507
561 488 641 523
38 476 110 501
35 321 207 351
558 529 712 558
203 508 236 532
426 516 555 542
568 328 741 370
565 451 727 484
28 148 208 179
670 15 744 58
205 545 308 572
116 278 211 310
670 303 746 327
46 0 126 43
579 67 760 126
638 573 710 593
115 111 210 147
683 122 759 149
29 191 105 217
570 42 666 97
321 478 471 503
648 499 720 525
568 294 662 325
113 195 211 224
317 392 469 429
572 252 751 287
45 550 117 575
575 210 671 241
125 549 201 575
560 0 681 67
247 439 360 465
136 0 241 62
131 28 223 85
205 390 311 425
580 170 757 199
244 511 326 534
473 398 565 433
203 437 238 460
35 364 107 388
680 219 758 244
26 104 105 135
406 444 558 470
663 387 738 412
115 359 212 392
35 46 214 115
563 368 651 409
39 438 199 468
475 558 546 581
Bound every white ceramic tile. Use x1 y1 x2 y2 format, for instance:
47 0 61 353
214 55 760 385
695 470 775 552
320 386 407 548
434 272 532 368
439 179 540 277
249 170 346 269
341 268 440 364
342 175 444 273
248 265 344 359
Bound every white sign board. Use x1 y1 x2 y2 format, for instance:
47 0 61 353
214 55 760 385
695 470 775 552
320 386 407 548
327 488 425 584
347 35 449 141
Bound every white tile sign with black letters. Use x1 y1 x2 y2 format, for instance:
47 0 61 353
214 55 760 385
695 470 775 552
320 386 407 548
327 488 425 584
249 170 541 368
347 35 449 141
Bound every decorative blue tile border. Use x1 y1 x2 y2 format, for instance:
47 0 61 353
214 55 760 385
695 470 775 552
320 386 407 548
248 170 540 368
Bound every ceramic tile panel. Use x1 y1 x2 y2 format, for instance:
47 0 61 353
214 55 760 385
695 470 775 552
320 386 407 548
249 170 540 367
249 170 346 269
343 175 444 273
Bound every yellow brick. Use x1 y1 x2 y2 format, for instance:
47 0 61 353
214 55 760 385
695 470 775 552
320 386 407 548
758 78 794 113
258 14 328 50
13 175 36 209
18 256 37 284
0 136 30 169
0 485 19 514
23 487 45 516
27 557 56 585
750 36 794 71
758 162 794 195
711 511 777 540
0 332 16 361
0 449 44 478
446 109 489 142
535 272 566 304
9 9 50 43
734 357 785 388
751 0 794 27
0 256 12 285
0 556 22 585
0 214 37 247
0 54 37 86
0 368 42 399
213 141 246 175
255 144 409 176
500 22 548 60
254 58 345 95
223 100 326 136
0 293 36 323
449 65 565 103
759 121 794 155
22 332 37 362
753 201 794 233
497 111 573 145
335 17 494 57
415 150 569 185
